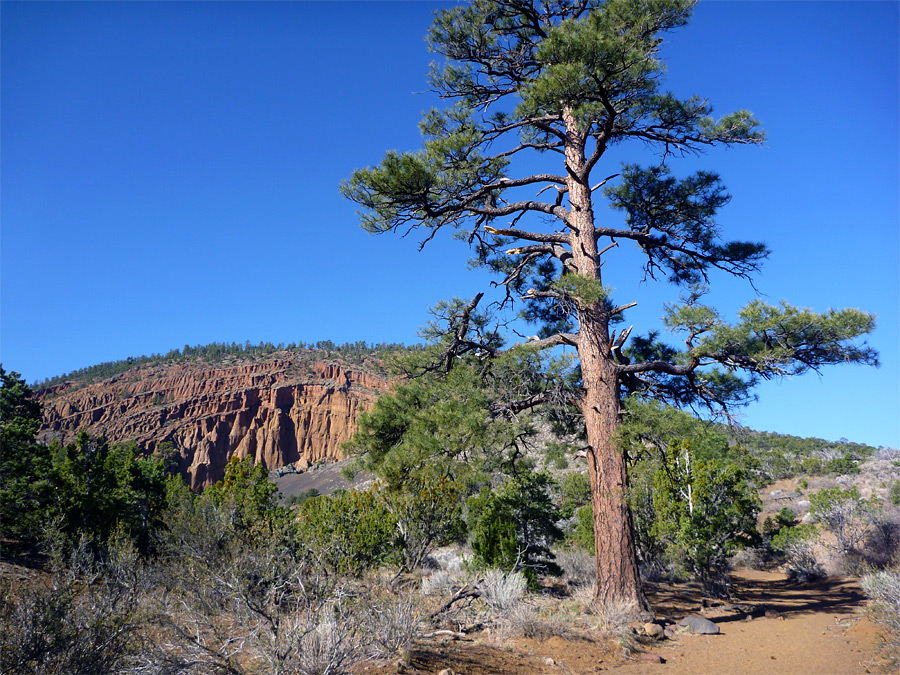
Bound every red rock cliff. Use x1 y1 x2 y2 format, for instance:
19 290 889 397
37 355 390 490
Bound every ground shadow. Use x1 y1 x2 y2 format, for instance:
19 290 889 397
645 570 866 622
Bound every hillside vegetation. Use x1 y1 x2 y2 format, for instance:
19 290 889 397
33 340 418 390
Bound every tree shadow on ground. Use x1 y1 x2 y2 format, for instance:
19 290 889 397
644 570 865 623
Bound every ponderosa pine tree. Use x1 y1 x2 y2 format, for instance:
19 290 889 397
342 0 877 609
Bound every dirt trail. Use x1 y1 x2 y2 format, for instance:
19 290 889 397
616 569 883 675
381 568 889 675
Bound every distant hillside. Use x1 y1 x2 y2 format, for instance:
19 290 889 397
36 346 400 489
730 427 880 481
32 341 881 490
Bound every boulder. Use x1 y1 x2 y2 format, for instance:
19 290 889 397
676 614 720 635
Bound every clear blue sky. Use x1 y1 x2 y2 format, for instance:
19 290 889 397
2 1 897 449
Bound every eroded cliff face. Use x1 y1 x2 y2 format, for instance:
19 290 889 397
37 355 390 490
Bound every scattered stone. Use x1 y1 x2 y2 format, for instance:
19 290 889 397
438 669 455 675
643 622 665 638
544 657 556 666
640 653 666 664
764 609 783 620
676 614 721 635
770 489 784 497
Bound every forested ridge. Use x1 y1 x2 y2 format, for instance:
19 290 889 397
33 340 419 390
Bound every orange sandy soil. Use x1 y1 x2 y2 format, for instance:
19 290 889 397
363 568 893 675
617 569 885 675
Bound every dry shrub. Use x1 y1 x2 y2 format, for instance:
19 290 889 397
862 566 900 666
783 539 826 582
494 603 571 641
639 559 681 583
588 592 640 652
365 591 424 660
729 546 768 571
425 545 470 572
865 507 900 568
556 548 595 587
480 569 527 613
421 567 470 597
0 534 146 675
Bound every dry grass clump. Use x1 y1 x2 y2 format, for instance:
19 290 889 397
570 580 598 612
579 589 641 652
480 569 527 613
862 565 900 667
421 567 471 597
493 602 574 642
287 612 366 675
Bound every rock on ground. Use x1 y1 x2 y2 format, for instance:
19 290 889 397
677 614 721 635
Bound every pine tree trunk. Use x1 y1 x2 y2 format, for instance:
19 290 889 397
580 334 646 610
563 107 646 611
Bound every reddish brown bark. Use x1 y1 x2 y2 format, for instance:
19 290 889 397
580 342 646 610
563 107 646 611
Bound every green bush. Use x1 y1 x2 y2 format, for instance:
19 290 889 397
770 522 818 553
468 472 563 583
651 441 761 594
771 522 824 581
284 487 320 506
569 504 595 553
890 481 900 507
763 507 798 539
559 472 591 519
384 475 465 572
824 457 859 475
543 441 571 470
468 489 518 571
295 485 397 575
203 455 284 537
